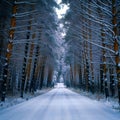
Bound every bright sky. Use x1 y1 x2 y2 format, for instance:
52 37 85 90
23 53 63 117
55 0 69 37
55 0 69 19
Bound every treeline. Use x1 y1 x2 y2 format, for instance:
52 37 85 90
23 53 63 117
0 0 59 101
62 0 120 103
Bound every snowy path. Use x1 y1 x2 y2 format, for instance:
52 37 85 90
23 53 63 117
0 87 120 120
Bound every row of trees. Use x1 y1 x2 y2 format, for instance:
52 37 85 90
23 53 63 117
0 0 60 101
62 0 120 103
1 0 120 104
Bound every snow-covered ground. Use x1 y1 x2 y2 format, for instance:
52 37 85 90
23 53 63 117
54 82 66 88
0 87 120 120
70 88 120 111
0 88 51 110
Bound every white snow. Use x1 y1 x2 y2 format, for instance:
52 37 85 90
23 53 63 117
70 88 120 111
54 83 66 88
0 88 120 120
0 88 50 110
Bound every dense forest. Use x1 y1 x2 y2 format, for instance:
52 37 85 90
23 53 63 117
0 0 120 105
0 0 60 101
62 0 120 104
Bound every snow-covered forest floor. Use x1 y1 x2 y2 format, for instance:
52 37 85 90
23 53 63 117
0 87 120 120
0 87 120 113
70 88 120 112
0 88 51 110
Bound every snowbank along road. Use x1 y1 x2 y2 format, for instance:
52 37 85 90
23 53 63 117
0 86 120 120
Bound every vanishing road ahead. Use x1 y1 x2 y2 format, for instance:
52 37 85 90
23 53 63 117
0 86 120 120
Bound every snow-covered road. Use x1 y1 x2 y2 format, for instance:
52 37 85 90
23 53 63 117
0 87 120 120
